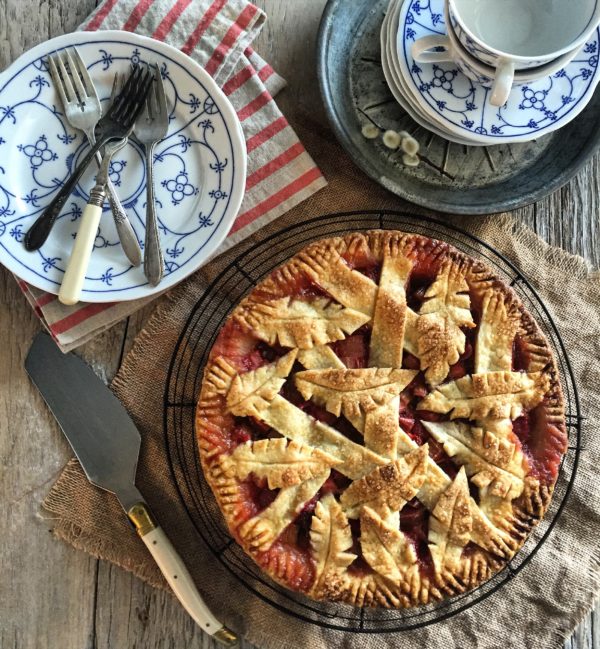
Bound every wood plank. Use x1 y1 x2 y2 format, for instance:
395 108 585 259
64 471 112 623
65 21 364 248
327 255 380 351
0 269 99 649
535 154 600 270
0 2 116 649
251 0 328 124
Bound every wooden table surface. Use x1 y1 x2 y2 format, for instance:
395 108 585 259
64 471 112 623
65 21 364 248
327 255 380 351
0 1 598 647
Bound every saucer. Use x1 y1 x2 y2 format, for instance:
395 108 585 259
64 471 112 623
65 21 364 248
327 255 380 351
382 0 476 145
396 0 600 145
381 1 463 143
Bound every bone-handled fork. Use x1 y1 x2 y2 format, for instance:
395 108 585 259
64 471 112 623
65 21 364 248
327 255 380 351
134 64 169 286
59 137 128 305
47 49 142 266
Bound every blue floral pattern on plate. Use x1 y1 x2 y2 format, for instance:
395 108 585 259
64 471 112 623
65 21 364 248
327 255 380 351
382 0 477 146
397 0 600 144
0 31 245 301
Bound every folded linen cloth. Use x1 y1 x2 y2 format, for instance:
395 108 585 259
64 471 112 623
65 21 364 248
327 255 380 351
15 0 326 352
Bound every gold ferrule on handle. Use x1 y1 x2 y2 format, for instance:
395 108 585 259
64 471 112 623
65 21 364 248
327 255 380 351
127 502 158 537
213 626 238 646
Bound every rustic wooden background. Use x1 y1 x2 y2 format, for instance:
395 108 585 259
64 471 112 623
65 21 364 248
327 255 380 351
0 1 598 648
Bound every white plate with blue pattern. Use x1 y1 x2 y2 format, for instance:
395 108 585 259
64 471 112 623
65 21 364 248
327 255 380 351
396 0 600 145
382 0 475 145
0 30 246 301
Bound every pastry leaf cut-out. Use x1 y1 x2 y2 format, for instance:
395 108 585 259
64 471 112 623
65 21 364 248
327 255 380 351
298 244 378 316
237 297 370 349
202 357 238 397
239 473 328 552
340 445 429 519
431 466 473 544
226 350 297 417
297 345 346 370
423 420 526 500
417 261 475 386
360 505 417 583
296 240 422 358
474 289 520 373
428 467 473 571
364 397 401 459
417 371 550 421
310 493 357 590
419 260 475 328
295 367 418 420
222 438 341 489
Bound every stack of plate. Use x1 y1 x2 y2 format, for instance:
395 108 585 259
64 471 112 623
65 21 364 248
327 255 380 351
382 0 600 146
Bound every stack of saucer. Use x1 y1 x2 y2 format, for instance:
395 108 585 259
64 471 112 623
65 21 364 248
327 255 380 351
382 0 600 146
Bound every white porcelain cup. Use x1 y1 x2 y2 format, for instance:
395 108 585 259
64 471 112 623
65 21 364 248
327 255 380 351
412 2 582 106
448 0 600 69
446 0 600 104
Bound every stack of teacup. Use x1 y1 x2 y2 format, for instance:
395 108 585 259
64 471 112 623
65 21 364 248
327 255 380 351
381 0 600 146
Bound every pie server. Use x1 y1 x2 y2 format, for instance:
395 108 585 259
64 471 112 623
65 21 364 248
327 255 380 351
24 332 237 646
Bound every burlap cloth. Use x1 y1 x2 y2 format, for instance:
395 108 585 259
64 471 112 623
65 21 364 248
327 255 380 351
43 116 600 649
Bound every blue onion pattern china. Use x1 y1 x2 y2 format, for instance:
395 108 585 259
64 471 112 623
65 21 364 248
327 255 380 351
382 0 476 146
449 18 493 64
397 0 600 145
448 16 541 69
0 31 245 301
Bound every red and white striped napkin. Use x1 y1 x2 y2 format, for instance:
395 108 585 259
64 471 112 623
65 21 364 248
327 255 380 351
16 0 326 352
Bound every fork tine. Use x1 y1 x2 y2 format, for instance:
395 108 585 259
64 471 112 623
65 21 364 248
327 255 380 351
152 75 161 118
113 65 154 129
71 48 98 100
139 95 150 123
113 66 142 120
109 72 121 103
55 51 76 103
48 55 70 110
128 67 155 125
147 80 157 120
139 67 156 115
109 64 143 120
63 50 86 104
154 63 168 118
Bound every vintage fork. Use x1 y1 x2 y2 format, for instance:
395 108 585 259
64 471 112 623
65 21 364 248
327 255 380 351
57 75 129 305
133 64 169 286
25 64 154 252
47 49 142 266
59 138 129 305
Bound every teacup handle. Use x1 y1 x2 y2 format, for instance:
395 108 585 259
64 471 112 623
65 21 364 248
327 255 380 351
490 58 516 106
411 35 453 63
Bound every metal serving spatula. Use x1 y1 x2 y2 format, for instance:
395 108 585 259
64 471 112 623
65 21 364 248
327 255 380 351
25 333 237 646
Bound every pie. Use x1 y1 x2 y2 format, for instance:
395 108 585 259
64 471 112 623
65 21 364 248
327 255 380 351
196 230 567 608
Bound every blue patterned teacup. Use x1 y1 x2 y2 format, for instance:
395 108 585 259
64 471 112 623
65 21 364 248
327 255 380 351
412 1 583 106
449 0 600 69
448 0 600 103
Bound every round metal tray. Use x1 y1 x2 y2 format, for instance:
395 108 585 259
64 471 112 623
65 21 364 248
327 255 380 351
317 0 600 214
164 211 581 632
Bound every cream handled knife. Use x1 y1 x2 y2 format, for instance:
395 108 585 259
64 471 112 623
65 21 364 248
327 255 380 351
25 333 237 647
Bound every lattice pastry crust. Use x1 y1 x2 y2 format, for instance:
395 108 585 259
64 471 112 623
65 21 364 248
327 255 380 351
197 231 566 608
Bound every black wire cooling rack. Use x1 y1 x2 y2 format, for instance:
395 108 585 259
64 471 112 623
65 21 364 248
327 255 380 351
163 210 582 633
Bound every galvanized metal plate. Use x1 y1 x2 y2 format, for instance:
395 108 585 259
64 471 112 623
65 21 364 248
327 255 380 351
317 0 600 214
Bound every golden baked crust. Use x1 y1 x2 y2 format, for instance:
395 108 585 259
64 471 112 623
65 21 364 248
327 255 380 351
196 230 567 608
